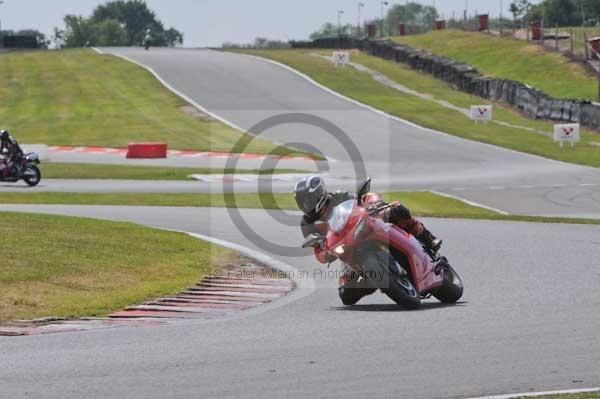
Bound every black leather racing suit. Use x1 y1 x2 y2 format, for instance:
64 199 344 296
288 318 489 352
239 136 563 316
0 137 24 177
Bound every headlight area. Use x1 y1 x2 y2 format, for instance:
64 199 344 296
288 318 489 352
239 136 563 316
333 245 346 256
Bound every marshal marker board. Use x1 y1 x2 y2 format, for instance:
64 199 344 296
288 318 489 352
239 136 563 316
332 51 350 67
470 105 493 123
553 123 580 147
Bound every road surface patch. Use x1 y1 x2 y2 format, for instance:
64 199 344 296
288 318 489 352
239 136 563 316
0 263 294 337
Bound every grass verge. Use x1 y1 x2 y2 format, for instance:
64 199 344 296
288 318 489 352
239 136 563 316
1 191 599 226
0 49 302 156
42 163 307 180
392 29 597 100
0 212 232 322
232 49 600 167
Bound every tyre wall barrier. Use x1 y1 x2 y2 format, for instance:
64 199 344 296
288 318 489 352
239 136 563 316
127 143 168 159
292 37 599 129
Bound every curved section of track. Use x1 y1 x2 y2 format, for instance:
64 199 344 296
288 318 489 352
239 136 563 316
88 48 600 218
1 48 598 399
1 205 599 399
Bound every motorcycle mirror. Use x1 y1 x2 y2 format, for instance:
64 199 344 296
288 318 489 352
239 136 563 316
356 177 372 205
302 234 322 248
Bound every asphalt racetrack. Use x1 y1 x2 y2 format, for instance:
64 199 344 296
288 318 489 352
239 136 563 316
1 205 599 399
1 48 599 399
95 48 600 218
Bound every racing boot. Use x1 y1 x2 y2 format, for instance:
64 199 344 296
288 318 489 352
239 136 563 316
417 227 443 254
338 267 377 306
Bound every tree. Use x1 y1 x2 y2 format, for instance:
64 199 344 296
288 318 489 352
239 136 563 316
509 0 532 27
93 19 128 46
63 15 96 47
252 37 290 49
309 22 353 39
163 28 183 47
544 0 580 26
91 0 183 46
510 2 520 21
523 0 600 26
60 0 183 48
385 2 438 29
92 0 158 45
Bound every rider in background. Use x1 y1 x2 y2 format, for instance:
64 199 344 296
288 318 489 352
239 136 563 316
294 175 442 305
0 130 24 177
143 29 152 49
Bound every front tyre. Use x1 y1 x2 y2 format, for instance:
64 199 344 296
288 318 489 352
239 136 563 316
23 165 41 187
433 263 463 303
361 248 421 310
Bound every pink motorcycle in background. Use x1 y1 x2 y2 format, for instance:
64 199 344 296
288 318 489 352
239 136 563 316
303 178 463 309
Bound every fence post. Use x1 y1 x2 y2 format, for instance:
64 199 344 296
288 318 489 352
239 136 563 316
541 18 545 46
597 71 600 102
570 28 574 53
584 32 590 60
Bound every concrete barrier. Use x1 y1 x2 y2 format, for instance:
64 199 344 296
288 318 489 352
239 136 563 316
359 39 596 129
291 37 600 129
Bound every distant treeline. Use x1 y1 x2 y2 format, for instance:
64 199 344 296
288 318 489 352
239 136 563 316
518 0 600 27
0 29 49 48
55 0 183 48
222 37 290 49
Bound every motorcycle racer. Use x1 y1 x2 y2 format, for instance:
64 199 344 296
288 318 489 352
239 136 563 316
294 175 442 305
0 130 24 178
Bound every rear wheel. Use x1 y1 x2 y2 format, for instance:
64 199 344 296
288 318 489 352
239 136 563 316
433 263 463 303
23 165 41 187
361 248 421 310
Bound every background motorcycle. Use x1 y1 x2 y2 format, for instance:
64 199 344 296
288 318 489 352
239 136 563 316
303 178 463 309
0 152 42 187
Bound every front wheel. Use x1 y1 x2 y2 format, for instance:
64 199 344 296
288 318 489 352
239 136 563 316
433 263 463 303
361 248 421 309
23 165 41 187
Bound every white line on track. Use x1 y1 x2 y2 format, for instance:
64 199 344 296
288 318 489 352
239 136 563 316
465 386 600 399
238 52 598 170
429 190 510 215
149 227 315 315
186 232 315 292
91 47 334 162
444 183 599 192
92 48 248 134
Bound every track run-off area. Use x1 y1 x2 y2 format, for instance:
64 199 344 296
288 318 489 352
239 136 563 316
1 48 599 399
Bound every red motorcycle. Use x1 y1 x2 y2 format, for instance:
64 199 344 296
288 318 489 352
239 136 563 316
303 178 463 309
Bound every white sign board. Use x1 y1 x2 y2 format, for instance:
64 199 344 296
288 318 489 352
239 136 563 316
332 51 350 67
470 105 493 122
553 123 580 146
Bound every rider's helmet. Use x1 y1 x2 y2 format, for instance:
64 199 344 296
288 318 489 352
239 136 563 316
0 130 9 141
294 175 328 215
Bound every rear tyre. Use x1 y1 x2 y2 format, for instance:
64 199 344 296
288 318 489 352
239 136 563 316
433 263 463 303
23 165 41 187
361 248 421 310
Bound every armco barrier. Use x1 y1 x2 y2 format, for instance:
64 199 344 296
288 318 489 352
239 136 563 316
297 37 599 129
127 143 168 159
